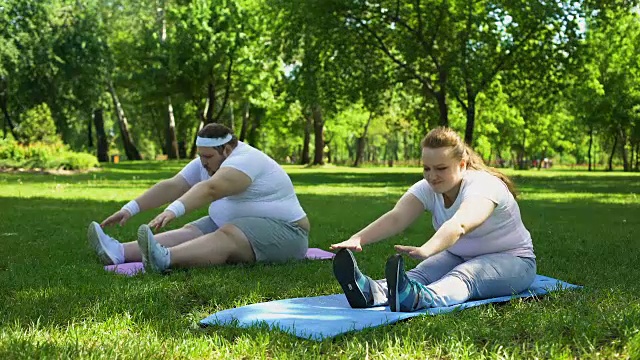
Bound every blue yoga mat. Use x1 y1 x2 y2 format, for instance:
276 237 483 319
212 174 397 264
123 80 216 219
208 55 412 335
200 275 580 341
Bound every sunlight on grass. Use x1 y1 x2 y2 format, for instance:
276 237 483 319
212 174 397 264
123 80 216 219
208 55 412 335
1 163 640 358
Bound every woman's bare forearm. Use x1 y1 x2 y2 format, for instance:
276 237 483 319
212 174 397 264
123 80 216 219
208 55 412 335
418 219 465 258
354 211 412 245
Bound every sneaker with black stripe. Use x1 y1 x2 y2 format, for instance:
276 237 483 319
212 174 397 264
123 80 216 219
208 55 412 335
385 254 435 312
332 248 375 308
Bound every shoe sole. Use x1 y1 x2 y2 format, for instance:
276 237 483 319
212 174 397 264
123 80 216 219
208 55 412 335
385 254 402 312
137 225 153 272
87 222 114 265
332 249 368 308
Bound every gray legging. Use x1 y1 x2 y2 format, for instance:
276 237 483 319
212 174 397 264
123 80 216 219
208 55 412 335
370 251 537 307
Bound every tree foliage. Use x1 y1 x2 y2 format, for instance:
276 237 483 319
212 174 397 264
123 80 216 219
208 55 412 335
0 0 638 170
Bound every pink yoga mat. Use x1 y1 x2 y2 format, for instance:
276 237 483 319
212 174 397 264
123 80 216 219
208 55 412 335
104 247 335 275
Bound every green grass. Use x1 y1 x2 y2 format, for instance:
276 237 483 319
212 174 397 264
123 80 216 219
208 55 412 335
1 162 640 359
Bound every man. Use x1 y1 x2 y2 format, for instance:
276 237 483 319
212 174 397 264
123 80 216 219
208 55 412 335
88 123 310 273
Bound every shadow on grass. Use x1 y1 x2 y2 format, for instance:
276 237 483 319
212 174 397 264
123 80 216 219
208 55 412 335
288 172 424 188
3 164 639 196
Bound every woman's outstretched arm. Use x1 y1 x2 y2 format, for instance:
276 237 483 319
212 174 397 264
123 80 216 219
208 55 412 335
330 193 426 251
395 196 496 259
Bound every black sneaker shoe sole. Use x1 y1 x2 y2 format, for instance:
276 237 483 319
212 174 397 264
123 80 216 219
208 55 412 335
332 249 369 308
385 254 403 312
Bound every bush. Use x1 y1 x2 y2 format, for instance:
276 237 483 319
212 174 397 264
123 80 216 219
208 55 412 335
0 138 98 171
15 103 61 145
54 152 99 170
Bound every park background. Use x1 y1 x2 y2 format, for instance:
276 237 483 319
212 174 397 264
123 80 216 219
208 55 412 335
1 0 640 359
0 0 639 170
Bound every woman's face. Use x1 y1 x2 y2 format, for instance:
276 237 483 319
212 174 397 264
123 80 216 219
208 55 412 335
421 147 465 194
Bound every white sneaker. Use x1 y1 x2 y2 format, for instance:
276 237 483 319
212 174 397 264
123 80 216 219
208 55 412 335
87 221 124 265
137 224 170 273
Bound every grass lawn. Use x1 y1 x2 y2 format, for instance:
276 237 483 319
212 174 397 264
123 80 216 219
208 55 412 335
1 162 639 359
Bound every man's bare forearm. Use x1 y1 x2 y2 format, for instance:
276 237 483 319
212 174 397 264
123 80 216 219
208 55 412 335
135 178 190 211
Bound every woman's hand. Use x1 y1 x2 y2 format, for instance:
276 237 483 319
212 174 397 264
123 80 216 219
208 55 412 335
394 244 431 260
330 237 363 252
100 209 133 227
148 210 176 231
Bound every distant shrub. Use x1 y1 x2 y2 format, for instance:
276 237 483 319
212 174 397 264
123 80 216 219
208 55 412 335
15 103 61 145
0 139 98 170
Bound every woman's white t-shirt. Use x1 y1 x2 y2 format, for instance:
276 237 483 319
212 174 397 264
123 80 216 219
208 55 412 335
178 142 307 226
407 170 535 259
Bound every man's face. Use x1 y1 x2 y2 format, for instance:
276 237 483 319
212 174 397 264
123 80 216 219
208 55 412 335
197 146 229 176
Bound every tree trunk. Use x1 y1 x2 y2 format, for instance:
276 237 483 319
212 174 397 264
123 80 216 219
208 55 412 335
385 134 398 167
228 99 235 132
247 107 264 148
630 142 636 172
620 128 629 172
212 55 234 124
93 108 109 162
157 0 177 159
166 97 179 159
205 82 215 124
301 113 312 164
87 115 93 148
312 105 324 165
515 127 527 170
353 112 373 167
588 126 593 171
538 148 547 170
150 108 165 151
403 131 411 161
463 95 476 145
435 67 449 127
189 120 204 159
608 135 617 171
108 81 142 160
0 93 18 140
434 91 449 127
239 101 250 141
188 100 207 159
635 142 639 171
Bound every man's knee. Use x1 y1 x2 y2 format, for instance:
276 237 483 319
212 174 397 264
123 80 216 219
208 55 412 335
217 224 238 238
182 223 204 236
213 224 255 263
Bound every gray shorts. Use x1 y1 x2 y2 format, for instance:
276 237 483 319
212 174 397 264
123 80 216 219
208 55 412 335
189 216 309 262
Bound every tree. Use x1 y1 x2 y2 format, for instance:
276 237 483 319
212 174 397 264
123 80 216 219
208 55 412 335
569 9 640 171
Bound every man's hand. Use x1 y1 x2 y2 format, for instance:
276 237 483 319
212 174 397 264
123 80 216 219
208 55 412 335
148 210 176 231
101 209 133 227
394 244 431 260
330 237 363 252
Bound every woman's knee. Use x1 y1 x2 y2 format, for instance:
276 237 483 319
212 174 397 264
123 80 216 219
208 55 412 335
408 251 464 284
449 255 536 298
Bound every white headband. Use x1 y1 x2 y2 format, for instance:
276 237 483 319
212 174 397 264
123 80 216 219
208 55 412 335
195 134 233 147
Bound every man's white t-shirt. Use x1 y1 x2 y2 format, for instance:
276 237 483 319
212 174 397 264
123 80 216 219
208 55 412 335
407 170 535 259
178 142 307 226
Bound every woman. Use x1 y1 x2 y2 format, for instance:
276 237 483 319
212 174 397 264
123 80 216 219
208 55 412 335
330 127 535 312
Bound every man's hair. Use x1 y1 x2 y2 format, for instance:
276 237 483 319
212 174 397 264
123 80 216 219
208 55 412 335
197 123 238 153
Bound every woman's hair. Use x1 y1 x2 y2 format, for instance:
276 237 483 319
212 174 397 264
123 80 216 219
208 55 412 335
420 127 518 198
197 123 238 153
